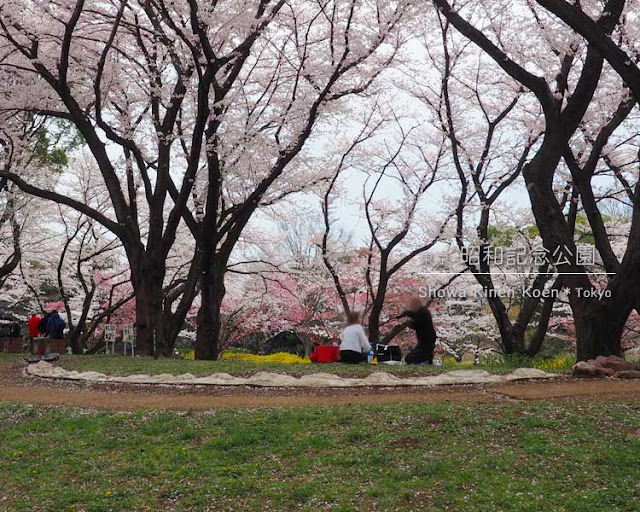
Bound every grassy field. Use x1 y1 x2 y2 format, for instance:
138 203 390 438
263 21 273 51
52 354 574 378
0 354 23 362
1 400 639 512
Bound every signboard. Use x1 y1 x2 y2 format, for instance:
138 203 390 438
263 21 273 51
122 324 134 343
104 324 117 342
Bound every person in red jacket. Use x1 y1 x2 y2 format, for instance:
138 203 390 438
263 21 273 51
28 313 43 355
28 314 41 339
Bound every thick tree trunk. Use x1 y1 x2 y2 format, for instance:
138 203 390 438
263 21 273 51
571 293 627 361
522 151 615 358
524 161 635 359
523 153 639 359
132 262 167 356
367 299 384 345
195 264 226 360
68 329 83 355
135 287 165 356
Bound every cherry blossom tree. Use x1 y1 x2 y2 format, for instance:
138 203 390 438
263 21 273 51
409 13 568 355
0 113 76 288
324 134 455 343
0 0 414 358
0 0 204 355
431 0 640 359
533 0 640 102
8 185 134 353
208 244 337 354
187 0 414 359
0 188 20 287
53 176 134 353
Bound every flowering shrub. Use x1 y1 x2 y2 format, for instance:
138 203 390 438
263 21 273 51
533 355 575 372
443 352 575 372
220 351 311 365
178 349 195 360
441 356 458 366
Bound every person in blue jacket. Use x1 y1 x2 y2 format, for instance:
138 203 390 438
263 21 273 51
45 310 66 340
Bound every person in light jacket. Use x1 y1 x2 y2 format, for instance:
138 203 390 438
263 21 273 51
339 311 371 364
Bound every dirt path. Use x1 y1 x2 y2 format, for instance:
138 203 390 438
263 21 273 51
1 382 497 411
2 359 640 411
487 378 640 399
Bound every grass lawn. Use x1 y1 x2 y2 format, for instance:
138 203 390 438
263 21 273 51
1 400 639 512
53 354 573 378
0 355 24 365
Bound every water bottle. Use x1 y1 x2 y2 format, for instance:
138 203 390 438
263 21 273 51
368 349 374 364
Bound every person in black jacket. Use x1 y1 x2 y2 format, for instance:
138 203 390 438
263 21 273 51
396 297 437 364
38 312 52 336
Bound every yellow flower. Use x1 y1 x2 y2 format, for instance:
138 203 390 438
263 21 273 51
105 491 112 496
221 352 311 364
180 349 195 360
534 355 572 371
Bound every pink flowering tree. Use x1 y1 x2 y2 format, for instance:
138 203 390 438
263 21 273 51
0 0 415 359
217 269 338 355
431 0 640 359
319 110 458 345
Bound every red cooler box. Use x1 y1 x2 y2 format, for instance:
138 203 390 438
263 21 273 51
310 345 340 363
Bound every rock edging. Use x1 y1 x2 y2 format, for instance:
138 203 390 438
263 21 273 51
573 355 640 379
27 362 556 388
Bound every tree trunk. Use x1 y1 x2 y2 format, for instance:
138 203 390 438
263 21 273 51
68 329 83 355
195 264 226 360
164 316 186 356
132 264 167 356
367 302 383 345
570 290 629 361
435 0 633 360
483 295 517 354
522 284 560 356
163 252 201 355
367 273 390 345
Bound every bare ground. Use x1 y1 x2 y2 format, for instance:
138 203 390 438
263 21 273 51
1 358 640 411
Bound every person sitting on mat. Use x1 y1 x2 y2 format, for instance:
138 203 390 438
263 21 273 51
396 297 437 365
339 311 371 364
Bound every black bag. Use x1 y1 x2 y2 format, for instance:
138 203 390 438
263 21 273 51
375 344 402 362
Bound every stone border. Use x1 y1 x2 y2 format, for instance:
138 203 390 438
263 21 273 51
27 361 556 388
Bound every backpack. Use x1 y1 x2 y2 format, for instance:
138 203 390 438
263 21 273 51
375 344 403 363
